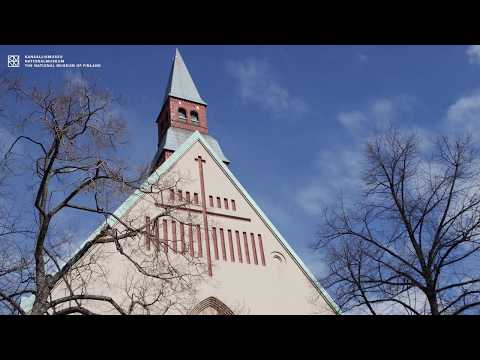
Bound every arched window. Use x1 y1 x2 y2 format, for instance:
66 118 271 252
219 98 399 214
178 108 187 121
190 110 199 123
189 297 234 315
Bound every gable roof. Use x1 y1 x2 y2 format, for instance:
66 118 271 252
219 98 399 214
189 132 342 315
48 131 341 315
163 49 207 106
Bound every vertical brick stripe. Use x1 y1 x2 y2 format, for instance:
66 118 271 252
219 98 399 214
243 232 250 264
228 230 235 262
258 234 266 266
212 227 219 260
163 220 168 254
189 224 194 257
154 219 160 250
196 224 202 258
172 221 177 253
235 231 243 263
145 216 151 250
250 233 258 265
180 223 185 254
220 228 227 261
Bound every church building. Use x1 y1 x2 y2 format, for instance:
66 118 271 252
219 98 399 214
49 49 340 315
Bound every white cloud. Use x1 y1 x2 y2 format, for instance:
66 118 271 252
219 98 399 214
338 111 366 132
445 93 480 138
296 148 364 215
337 95 417 135
296 185 331 215
371 98 394 123
300 95 421 215
466 45 480 65
346 287 429 315
373 96 417 125
226 58 309 119
64 70 89 88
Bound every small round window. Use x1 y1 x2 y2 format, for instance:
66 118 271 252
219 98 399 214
271 251 286 264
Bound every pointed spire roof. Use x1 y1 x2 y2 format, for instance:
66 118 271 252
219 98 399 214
163 49 207 105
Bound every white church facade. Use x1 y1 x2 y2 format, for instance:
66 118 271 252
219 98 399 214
49 49 340 315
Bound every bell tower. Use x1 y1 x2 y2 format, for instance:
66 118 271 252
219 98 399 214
157 48 208 140
150 49 229 172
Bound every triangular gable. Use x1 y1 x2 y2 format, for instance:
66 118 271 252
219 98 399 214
66 131 341 314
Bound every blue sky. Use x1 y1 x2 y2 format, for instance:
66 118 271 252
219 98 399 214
1 45 480 278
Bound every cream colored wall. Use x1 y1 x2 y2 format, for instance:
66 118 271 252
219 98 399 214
51 140 335 315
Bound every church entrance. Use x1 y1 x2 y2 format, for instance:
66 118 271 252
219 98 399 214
189 297 234 315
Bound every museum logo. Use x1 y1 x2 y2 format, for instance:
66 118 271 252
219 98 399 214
7 55 20 68
6 54 101 69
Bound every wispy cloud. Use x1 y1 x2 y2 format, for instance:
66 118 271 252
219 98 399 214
346 287 428 315
64 70 89 88
356 53 368 65
307 91 480 219
371 98 395 122
296 95 420 215
338 96 417 136
296 148 364 215
466 45 480 65
445 92 480 139
226 58 309 119
337 111 366 133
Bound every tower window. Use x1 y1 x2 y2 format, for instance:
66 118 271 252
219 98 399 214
178 108 187 121
190 111 199 123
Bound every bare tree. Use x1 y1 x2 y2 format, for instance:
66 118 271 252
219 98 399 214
316 128 480 315
0 74 206 315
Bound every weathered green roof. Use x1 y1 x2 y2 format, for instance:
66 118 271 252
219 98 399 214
163 49 207 106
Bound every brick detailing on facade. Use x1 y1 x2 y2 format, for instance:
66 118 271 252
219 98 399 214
144 218 267 270
165 188 238 215
207 194 238 212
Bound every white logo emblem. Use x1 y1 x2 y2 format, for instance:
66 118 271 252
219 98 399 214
7 55 20 68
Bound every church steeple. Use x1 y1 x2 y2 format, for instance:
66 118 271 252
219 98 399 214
151 49 228 172
156 49 209 142
163 49 207 106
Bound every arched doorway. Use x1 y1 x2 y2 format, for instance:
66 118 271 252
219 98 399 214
189 297 234 315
